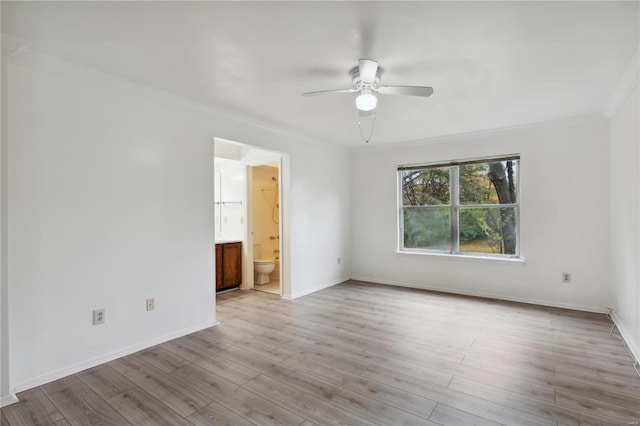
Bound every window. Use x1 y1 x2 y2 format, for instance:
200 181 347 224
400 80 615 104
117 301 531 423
399 156 519 258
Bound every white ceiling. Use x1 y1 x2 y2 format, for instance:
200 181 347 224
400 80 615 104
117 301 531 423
2 1 638 147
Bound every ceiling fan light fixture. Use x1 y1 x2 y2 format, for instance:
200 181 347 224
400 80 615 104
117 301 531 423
301 59 434 143
356 88 377 111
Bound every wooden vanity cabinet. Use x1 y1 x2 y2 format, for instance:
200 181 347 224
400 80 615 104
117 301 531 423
216 242 242 291
215 245 223 287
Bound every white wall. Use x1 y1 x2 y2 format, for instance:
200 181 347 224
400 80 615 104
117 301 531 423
288 144 350 298
608 51 639 362
350 116 612 312
214 158 245 241
4 51 350 395
1 36 15 406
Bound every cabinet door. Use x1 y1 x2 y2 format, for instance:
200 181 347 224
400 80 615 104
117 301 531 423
215 244 223 289
223 242 242 287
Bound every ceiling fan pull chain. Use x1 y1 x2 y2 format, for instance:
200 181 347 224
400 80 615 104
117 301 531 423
358 112 376 143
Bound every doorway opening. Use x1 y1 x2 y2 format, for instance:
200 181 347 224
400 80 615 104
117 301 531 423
213 137 287 299
250 163 281 295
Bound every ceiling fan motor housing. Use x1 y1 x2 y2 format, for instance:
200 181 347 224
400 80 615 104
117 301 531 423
350 66 382 88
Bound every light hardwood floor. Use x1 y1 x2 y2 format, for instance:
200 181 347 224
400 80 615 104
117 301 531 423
2 280 640 425
255 280 281 295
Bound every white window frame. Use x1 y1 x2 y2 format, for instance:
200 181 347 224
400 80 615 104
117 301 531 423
398 155 520 259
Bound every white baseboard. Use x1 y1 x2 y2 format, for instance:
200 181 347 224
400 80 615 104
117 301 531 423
349 276 608 314
611 312 640 366
0 393 19 407
289 276 349 300
13 319 219 394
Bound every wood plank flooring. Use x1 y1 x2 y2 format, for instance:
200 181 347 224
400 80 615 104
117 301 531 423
3 280 639 425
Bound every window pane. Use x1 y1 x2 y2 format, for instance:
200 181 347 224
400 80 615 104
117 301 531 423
459 160 518 205
459 207 517 255
401 168 450 206
403 207 450 250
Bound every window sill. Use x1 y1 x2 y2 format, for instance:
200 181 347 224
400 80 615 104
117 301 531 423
396 250 526 264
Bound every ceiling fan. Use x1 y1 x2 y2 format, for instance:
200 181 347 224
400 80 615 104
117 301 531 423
301 58 434 115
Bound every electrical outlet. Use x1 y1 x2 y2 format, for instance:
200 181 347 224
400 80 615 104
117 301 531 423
146 298 155 311
562 272 571 283
93 309 105 325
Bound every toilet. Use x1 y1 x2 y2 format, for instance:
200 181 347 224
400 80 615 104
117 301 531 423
254 259 275 285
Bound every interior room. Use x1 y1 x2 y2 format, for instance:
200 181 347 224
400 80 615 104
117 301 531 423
214 138 283 295
1 1 639 425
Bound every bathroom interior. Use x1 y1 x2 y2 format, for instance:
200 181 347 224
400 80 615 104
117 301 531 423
214 139 282 296
251 164 281 294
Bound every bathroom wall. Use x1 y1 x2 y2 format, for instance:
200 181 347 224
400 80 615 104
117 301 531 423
214 158 244 241
252 165 280 261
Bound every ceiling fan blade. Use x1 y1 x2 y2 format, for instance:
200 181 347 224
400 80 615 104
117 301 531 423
358 59 378 84
377 85 434 97
301 88 357 97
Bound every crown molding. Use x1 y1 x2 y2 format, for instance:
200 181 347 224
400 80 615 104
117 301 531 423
603 47 639 119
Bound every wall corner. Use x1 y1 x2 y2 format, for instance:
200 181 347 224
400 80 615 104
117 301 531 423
603 46 640 119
